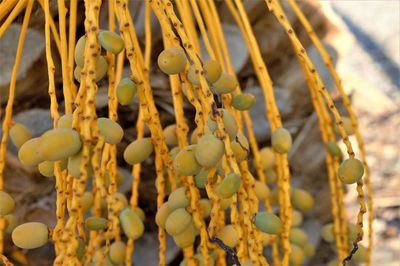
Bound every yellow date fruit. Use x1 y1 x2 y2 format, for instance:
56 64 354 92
338 158 364 184
157 48 187 75
254 212 283 235
271 127 292 154
38 128 81 161
119 208 145 240
0 191 15 216
10 123 32 148
173 145 202 176
97 117 124 145
123 138 153 165
12 222 49 249
98 30 125 54
165 208 192 236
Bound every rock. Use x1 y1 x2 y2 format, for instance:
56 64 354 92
0 24 48 104
132 232 180 266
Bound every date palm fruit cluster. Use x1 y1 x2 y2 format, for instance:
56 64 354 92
0 0 372 265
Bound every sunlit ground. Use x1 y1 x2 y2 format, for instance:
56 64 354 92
330 1 400 265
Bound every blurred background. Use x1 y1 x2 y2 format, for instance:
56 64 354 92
0 0 399 265
329 1 399 265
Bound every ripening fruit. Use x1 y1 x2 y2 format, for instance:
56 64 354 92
216 225 239 248
95 56 109 82
157 48 187 75
259 147 276 170
231 134 249 162
187 60 222 85
38 128 81 161
208 109 238 140
113 192 129 210
292 210 303 227
265 168 277 185
97 118 124 144
98 30 124 54
199 199 211 218
271 128 292 154
76 237 85 260
254 212 283 235
187 65 202 86
289 228 309 247
173 145 202 176
74 56 108 82
204 60 222 83
10 123 32 149
342 117 354 136
173 223 196 248
321 223 334 242
68 151 93 178
195 132 225 167
5 214 18 234
289 244 305 266
353 244 367 262
303 243 316 257
163 124 178 146
109 241 126 264
291 189 314 213
38 161 55 178
123 138 153 165
347 223 358 242
74 66 82 82
168 187 189 210
325 141 342 157
217 173 241 199
212 73 237 94
195 169 217 189
85 217 108 231
232 93 256 111
169 147 180 160
58 114 73 128
18 138 43 166
12 222 48 249
116 78 136 106
165 208 192 236
119 208 145 240
254 180 269 200
338 158 364 184
195 169 208 189
155 202 172 229
0 191 15 216
74 35 86 67
82 191 94 213
133 207 145 222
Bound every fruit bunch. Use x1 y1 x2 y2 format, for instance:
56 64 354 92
0 0 372 265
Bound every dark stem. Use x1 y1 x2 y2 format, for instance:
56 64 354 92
212 236 241 266
342 243 358 266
